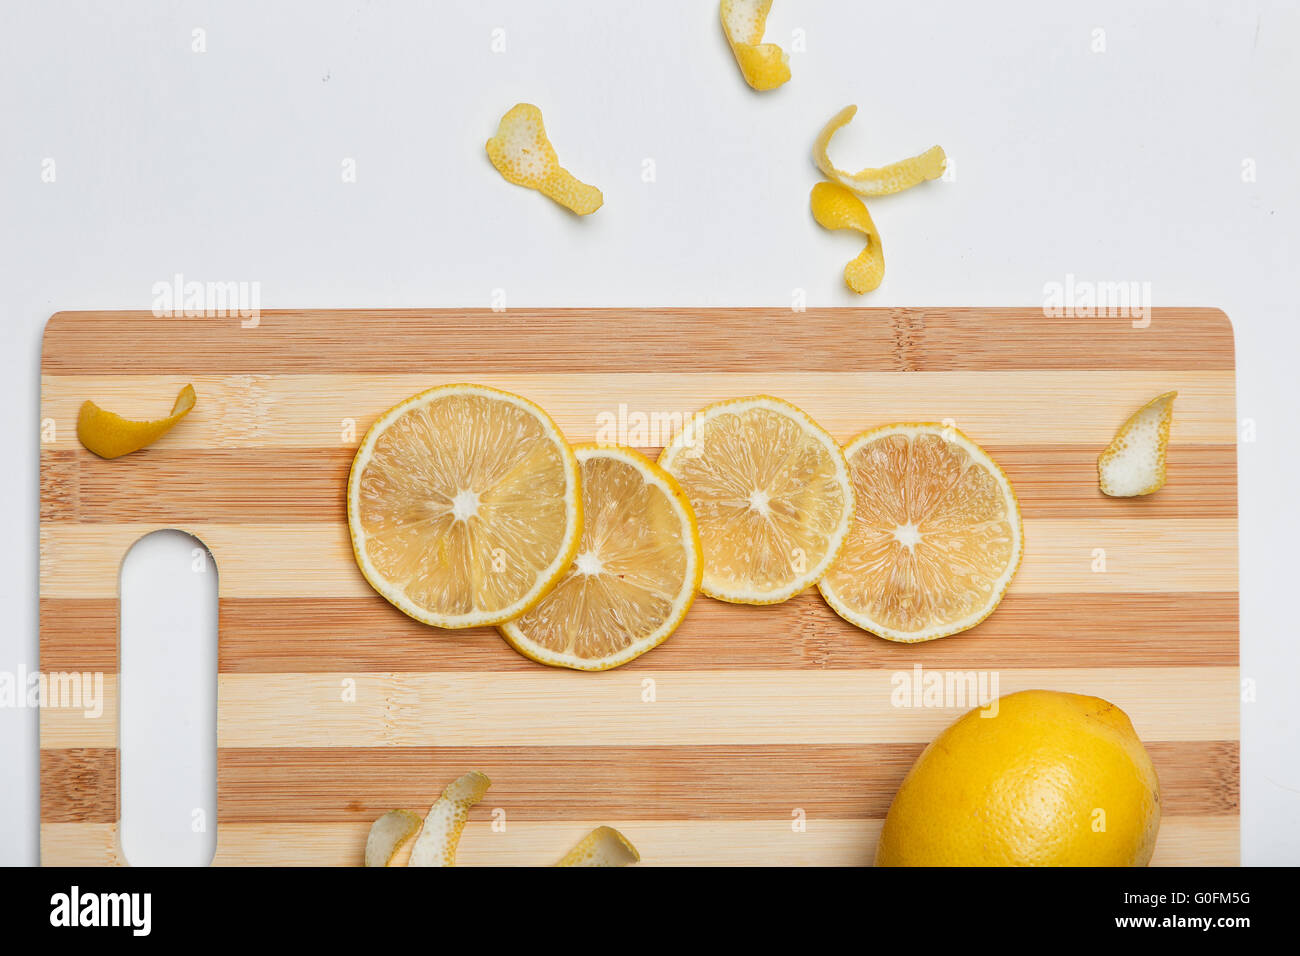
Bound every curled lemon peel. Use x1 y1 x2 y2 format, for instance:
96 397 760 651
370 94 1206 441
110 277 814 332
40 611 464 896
555 826 640 867
407 771 491 867
814 105 946 197
366 777 643 867
75 383 196 459
810 182 884 294
363 809 423 867
1098 391 1177 497
720 0 790 91
486 104 603 215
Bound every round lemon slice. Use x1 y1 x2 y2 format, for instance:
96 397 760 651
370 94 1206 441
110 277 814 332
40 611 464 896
499 445 702 670
347 383 582 629
658 396 853 605
818 423 1023 643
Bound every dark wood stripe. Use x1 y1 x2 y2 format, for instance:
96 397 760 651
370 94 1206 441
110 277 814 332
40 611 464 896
40 599 118 672
42 309 1236 374
60 448 350 524
997 444 1236 519
38 741 1237 825
44 443 1237 525
35 591 1240 673
206 741 1236 823
217 591 1238 672
40 749 117 823
40 450 78 522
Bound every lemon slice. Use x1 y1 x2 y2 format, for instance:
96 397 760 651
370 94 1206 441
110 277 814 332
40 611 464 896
499 445 701 671
1098 391 1176 497
818 424 1023 643
658 396 853 605
348 384 582 629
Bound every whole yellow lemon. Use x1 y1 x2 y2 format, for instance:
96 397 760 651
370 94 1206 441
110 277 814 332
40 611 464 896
875 690 1160 866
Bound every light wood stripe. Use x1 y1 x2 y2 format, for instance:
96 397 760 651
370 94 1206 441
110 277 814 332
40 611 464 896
41 308 1236 374
41 443 1238 524
39 816 1241 866
39 741 1236 824
39 370 1237 450
37 518 1240 599
39 592 1239 674
38 676 117 748
37 668 1238 750
210 668 1237 748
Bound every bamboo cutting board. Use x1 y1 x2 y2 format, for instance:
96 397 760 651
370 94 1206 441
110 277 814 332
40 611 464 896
39 308 1239 866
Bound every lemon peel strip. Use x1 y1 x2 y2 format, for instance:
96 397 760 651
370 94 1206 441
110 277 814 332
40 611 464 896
555 826 640 867
720 0 790 91
486 104 603 215
75 383 196 459
1098 391 1177 497
810 182 884 294
814 105 946 197
407 771 491 867
363 809 423 867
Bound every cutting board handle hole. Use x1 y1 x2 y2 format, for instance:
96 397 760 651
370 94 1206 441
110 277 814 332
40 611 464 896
118 530 217 866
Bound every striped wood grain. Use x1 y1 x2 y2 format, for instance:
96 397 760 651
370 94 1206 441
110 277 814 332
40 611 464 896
39 308 1239 866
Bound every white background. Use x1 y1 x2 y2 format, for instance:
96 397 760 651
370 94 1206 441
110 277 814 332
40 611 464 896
2 0 1297 866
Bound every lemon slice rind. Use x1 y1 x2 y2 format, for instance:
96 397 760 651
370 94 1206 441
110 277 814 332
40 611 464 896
499 444 702 671
818 423 1023 644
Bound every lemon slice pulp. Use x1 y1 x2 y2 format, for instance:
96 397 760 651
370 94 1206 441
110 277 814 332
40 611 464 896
658 396 853 605
818 424 1023 643
347 384 581 629
500 445 701 670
